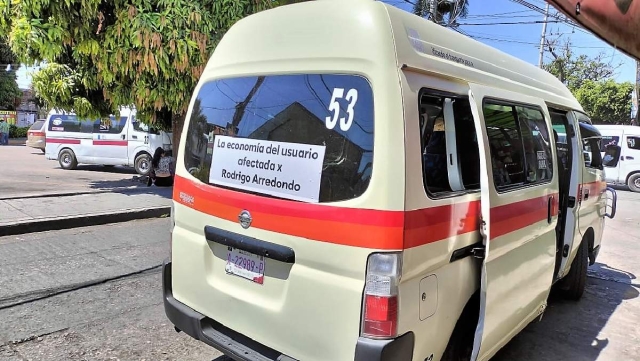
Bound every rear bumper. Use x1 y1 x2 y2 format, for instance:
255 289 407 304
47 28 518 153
162 261 414 361
26 138 45 149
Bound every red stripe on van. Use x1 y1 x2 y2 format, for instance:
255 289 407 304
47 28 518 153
45 138 81 144
93 140 128 146
403 201 481 248
173 176 562 249
173 175 406 250
490 194 559 239
582 180 606 196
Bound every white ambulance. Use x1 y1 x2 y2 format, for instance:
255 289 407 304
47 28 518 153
594 124 640 192
163 1 617 360
44 107 172 176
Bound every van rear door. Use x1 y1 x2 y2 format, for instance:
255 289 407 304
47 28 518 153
172 73 377 361
468 84 558 360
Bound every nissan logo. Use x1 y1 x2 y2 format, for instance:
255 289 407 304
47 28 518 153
238 210 252 229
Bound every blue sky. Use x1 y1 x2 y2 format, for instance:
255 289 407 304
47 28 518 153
383 0 637 83
14 0 637 89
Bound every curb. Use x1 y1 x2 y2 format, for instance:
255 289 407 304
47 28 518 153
0 206 171 237
0 187 172 201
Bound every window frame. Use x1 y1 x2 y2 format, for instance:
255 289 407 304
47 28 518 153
417 87 481 200
481 97 554 193
574 112 604 170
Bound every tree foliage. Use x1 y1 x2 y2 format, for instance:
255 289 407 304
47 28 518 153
574 79 633 124
543 35 620 92
0 38 22 110
543 35 633 124
0 0 288 147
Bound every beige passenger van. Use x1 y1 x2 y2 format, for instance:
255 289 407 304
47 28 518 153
163 1 617 360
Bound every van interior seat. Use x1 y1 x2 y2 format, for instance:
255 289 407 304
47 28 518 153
424 131 451 193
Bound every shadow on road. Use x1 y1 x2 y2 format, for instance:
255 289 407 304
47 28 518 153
71 165 138 175
87 178 173 199
494 262 638 360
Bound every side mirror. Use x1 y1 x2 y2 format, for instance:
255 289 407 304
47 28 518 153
603 145 622 168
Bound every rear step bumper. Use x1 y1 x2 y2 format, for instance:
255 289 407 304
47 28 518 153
163 261 414 361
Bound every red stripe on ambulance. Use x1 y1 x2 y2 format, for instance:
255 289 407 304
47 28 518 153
45 138 81 144
93 140 128 146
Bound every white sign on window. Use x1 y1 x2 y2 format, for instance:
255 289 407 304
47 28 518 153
209 136 326 203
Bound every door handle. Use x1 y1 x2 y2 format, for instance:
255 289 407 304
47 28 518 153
132 135 138 139
584 190 589 200
547 196 553 223
626 156 635 160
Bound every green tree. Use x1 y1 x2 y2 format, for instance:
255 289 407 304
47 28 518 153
0 0 290 151
543 35 632 124
574 79 633 124
410 0 469 27
0 38 21 110
543 35 619 92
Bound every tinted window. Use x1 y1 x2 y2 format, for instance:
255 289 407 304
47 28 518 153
47 115 94 133
132 116 160 135
601 136 620 152
418 90 480 197
184 74 374 203
627 136 640 150
483 102 552 191
550 111 571 173
29 120 45 131
583 138 603 169
94 116 127 134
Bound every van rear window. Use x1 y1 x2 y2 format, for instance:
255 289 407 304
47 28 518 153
183 74 374 203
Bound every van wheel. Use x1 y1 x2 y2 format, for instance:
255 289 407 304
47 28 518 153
58 149 78 170
558 239 588 301
134 153 151 176
627 173 640 192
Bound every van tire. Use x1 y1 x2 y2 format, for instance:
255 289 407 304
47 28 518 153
58 149 78 170
627 173 640 193
559 239 588 301
134 153 151 176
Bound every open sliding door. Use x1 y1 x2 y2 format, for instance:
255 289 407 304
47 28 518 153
467 83 559 361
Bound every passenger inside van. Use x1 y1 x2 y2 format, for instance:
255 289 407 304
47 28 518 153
423 116 449 193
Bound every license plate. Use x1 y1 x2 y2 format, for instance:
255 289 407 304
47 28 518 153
225 248 265 285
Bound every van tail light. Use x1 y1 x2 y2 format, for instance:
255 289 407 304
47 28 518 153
30 131 45 137
361 252 402 339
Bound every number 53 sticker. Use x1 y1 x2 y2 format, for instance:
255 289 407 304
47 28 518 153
325 88 359 131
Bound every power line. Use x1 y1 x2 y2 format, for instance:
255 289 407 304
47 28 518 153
458 20 563 26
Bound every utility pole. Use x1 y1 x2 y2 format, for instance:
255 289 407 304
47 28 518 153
538 3 550 68
634 60 640 125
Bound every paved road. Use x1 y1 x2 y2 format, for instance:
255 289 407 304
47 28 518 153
1 191 639 360
0 219 222 361
494 187 640 361
0 144 144 199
